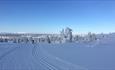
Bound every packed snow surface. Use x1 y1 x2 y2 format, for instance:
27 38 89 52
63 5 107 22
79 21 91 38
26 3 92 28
0 37 115 70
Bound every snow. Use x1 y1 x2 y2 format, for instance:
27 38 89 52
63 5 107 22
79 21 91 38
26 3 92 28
0 36 115 70
42 39 115 70
0 43 87 70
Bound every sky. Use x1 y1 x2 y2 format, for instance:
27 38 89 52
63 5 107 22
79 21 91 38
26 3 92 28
0 0 115 34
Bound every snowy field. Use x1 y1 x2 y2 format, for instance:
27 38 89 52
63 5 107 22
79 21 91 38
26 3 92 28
0 37 115 70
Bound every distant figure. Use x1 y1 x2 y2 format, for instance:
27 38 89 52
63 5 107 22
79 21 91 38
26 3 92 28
4 39 8 42
32 39 35 44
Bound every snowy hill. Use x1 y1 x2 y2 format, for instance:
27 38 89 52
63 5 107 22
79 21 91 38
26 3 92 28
0 38 115 70
0 31 115 70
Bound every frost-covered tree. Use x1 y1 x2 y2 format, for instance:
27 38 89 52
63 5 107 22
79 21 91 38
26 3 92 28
87 32 97 42
65 27 73 42
100 33 105 38
60 27 73 43
13 38 17 43
92 33 97 40
60 29 66 43
45 35 51 43
60 29 65 39
74 35 80 41
49 34 60 43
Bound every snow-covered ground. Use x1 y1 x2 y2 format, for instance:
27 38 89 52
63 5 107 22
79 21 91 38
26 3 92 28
0 37 115 70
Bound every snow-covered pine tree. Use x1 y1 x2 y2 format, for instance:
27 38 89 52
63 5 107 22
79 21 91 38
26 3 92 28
65 27 73 42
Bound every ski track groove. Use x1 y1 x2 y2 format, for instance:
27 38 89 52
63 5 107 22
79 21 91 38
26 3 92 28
0 44 19 61
0 43 88 70
32 44 59 70
37 44 88 70
32 44 52 70
31 44 51 70
32 44 88 70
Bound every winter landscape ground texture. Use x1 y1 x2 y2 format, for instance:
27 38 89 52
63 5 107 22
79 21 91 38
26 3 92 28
0 34 115 70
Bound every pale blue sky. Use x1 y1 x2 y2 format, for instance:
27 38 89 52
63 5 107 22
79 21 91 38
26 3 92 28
0 0 115 34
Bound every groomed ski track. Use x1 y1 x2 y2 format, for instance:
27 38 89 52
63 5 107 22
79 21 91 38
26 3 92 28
0 43 88 70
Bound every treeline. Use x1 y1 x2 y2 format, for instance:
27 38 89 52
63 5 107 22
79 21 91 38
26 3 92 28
0 27 106 44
